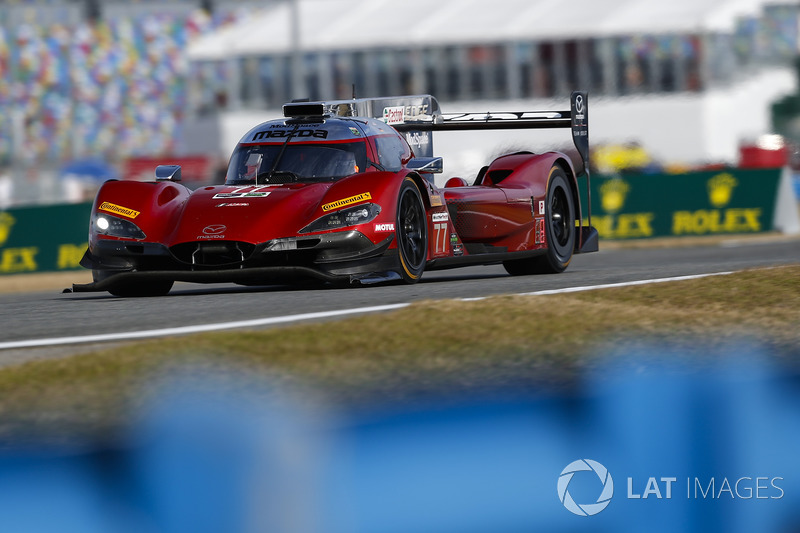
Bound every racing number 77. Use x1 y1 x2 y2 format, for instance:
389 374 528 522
433 222 448 255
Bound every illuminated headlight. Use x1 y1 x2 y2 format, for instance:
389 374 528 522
93 213 146 240
300 203 381 234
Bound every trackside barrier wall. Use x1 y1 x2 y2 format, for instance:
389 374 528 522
0 202 91 275
1 167 798 275
580 167 800 239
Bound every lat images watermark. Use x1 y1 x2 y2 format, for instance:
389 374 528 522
558 460 785 517
557 459 614 516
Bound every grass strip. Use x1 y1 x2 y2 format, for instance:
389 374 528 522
0 265 798 445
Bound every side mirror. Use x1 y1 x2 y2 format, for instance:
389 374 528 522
407 157 443 174
155 165 182 182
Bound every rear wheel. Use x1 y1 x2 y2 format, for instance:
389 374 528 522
503 166 575 275
396 178 428 283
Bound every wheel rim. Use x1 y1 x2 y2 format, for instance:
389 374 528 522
550 184 571 248
398 188 426 270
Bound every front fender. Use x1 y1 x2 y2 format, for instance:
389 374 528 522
90 180 190 245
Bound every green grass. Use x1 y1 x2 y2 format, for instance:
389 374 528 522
1 265 799 445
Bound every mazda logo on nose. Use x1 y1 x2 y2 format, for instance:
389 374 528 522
203 224 227 235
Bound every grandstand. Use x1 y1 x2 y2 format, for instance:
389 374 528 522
185 0 799 173
0 0 798 204
187 0 798 105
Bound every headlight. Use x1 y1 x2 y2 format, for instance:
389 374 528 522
300 203 381 234
92 213 146 240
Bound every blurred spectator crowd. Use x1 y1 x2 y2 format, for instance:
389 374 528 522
0 1 250 167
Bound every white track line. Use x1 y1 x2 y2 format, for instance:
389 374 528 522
0 271 736 350
0 303 411 350
455 271 735 302
520 271 735 296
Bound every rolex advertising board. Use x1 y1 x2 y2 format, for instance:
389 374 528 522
0 168 792 276
580 168 784 239
0 202 91 275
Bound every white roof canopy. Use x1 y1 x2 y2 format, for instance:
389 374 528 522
188 0 772 60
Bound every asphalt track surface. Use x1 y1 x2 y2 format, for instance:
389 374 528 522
0 239 798 356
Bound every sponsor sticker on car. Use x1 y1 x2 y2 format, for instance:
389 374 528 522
535 218 546 244
374 223 395 232
383 106 405 125
322 192 372 212
197 224 227 240
99 202 140 219
432 212 449 222
214 186 273 199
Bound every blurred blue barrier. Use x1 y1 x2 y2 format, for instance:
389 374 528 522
0 345 798 532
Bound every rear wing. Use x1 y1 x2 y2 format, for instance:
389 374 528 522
283 92 588 173
394 92 589 177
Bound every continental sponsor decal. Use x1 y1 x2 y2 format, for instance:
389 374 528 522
322 192 371 212
99 202 140 219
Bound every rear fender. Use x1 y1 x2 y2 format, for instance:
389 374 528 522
489 151 583 226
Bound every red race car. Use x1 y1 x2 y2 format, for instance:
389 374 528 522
74 92 598 296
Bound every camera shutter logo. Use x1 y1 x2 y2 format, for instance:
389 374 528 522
557 459 614 516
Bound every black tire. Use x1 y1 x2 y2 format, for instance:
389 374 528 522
94 270 173 297
396 178 428 283
107 279 174 297
503 166 575 275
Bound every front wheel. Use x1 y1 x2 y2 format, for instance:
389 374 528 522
396 178 428 283
94 271 173 297
107 279 174 297
503 166 575 275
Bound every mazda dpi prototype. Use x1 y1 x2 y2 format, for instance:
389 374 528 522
75 92 598 296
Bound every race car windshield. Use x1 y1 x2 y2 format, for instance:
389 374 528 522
225 142 368 184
